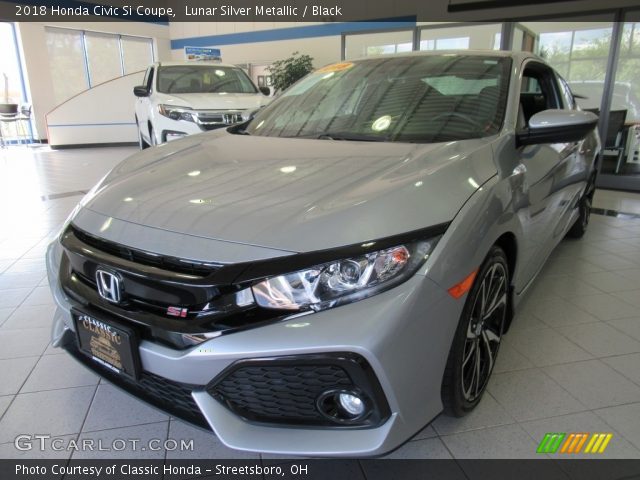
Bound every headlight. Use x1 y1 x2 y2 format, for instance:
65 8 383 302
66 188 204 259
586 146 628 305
158 104 195 122
251 239 439 312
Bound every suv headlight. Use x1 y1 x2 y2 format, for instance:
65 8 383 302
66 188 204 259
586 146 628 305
251 239 439 312
158 104 195 122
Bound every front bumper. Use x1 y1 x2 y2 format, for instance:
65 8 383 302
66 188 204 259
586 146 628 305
47 237 461 457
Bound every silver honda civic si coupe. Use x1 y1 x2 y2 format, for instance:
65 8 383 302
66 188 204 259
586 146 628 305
47 51 599 457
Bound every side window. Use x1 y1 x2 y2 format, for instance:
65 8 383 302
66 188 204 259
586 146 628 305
519 62 562 127
557 74 576 110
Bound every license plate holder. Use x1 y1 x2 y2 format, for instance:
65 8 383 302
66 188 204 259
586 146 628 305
73 309 140 380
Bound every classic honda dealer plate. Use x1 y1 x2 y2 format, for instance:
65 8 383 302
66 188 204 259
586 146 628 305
73 309 140 379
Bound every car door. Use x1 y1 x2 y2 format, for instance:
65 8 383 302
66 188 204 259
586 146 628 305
135 66 154 143
515 61 583 286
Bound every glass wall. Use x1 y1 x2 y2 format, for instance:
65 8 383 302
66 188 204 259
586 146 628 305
0 22 25 105
344 30 414 59
45 27 88 105
121 35 154 75
419 23 502 51
45 27 154 104
517 20 615 112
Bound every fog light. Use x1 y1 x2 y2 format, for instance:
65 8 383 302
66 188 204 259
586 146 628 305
338 392 365 417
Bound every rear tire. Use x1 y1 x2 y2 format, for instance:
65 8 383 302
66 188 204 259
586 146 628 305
567 173 596 239
442 246 509 417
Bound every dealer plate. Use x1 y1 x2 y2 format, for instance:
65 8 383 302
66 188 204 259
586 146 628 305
73 309 140 380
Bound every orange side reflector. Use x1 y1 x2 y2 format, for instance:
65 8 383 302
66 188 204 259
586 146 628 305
448 269 478 299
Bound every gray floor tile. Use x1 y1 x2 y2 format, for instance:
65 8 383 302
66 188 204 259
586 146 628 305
411 424 438 441
3 258 47 274
520 411 640 458
587 253 639 270
539 257 604 277
0 307 14 326
0 396 12 418
602 353 640 386
0 434 76 460
432 392 515 435
1 304 55 330
21 354 99 393
72 422 168 459
529 296 600 328
555 322 640 358
595 403 640 451
0 386 96 443
611 289 640 309
0 356 39 396
608 317 640 342
82 383 168 432
488 369 587 422
580 271 640 293
441 423 539 458
0 288 33 309
508 310 547 334
384 437 452 459
544 360 640 409
166 419 259 459
507 327 593 367
0 327 51 359
0 272 46 290
21 286 54 306
568 293 639 321
493 342 534 373
526 275 603 299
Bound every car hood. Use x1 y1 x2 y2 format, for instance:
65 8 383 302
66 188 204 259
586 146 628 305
158 92 267 111
80 132 497 253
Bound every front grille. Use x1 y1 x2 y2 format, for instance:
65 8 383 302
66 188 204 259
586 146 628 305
207 354 391 427
71 226 219 277
211 365 352 423
61 330 209 429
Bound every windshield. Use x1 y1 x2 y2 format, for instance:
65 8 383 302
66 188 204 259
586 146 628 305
157 65 257 94
246 55 511 143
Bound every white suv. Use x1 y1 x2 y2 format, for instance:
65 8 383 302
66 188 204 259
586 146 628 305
134 61 270 147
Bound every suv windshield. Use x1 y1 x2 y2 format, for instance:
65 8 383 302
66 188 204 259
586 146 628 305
247 55 511 143
157 65 257 94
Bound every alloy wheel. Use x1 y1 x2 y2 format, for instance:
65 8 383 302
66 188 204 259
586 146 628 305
461 262 508 402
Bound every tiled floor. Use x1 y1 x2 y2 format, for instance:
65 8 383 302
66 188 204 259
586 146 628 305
1 145 640 460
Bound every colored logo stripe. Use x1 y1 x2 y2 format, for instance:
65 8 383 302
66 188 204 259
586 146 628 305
585 433 613 454
538 433 613 454
537 433 566 453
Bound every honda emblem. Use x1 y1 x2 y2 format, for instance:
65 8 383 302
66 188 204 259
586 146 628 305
95 269 122 303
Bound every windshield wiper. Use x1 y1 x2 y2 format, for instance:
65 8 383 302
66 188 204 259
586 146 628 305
315 132 390 142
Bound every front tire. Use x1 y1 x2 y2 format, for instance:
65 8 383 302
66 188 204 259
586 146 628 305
442 246 509 417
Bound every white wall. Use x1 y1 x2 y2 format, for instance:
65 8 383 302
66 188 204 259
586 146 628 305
14 20 171 140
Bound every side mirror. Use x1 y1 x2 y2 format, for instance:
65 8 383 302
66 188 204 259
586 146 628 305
133 85 150 97
259 86 271 96
517 109 598 146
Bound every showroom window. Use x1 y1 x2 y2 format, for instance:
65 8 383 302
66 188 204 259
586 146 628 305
45 27 154 104
516 20 615 111
344 30 414 59
419 23 502 51
0 22 26 105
